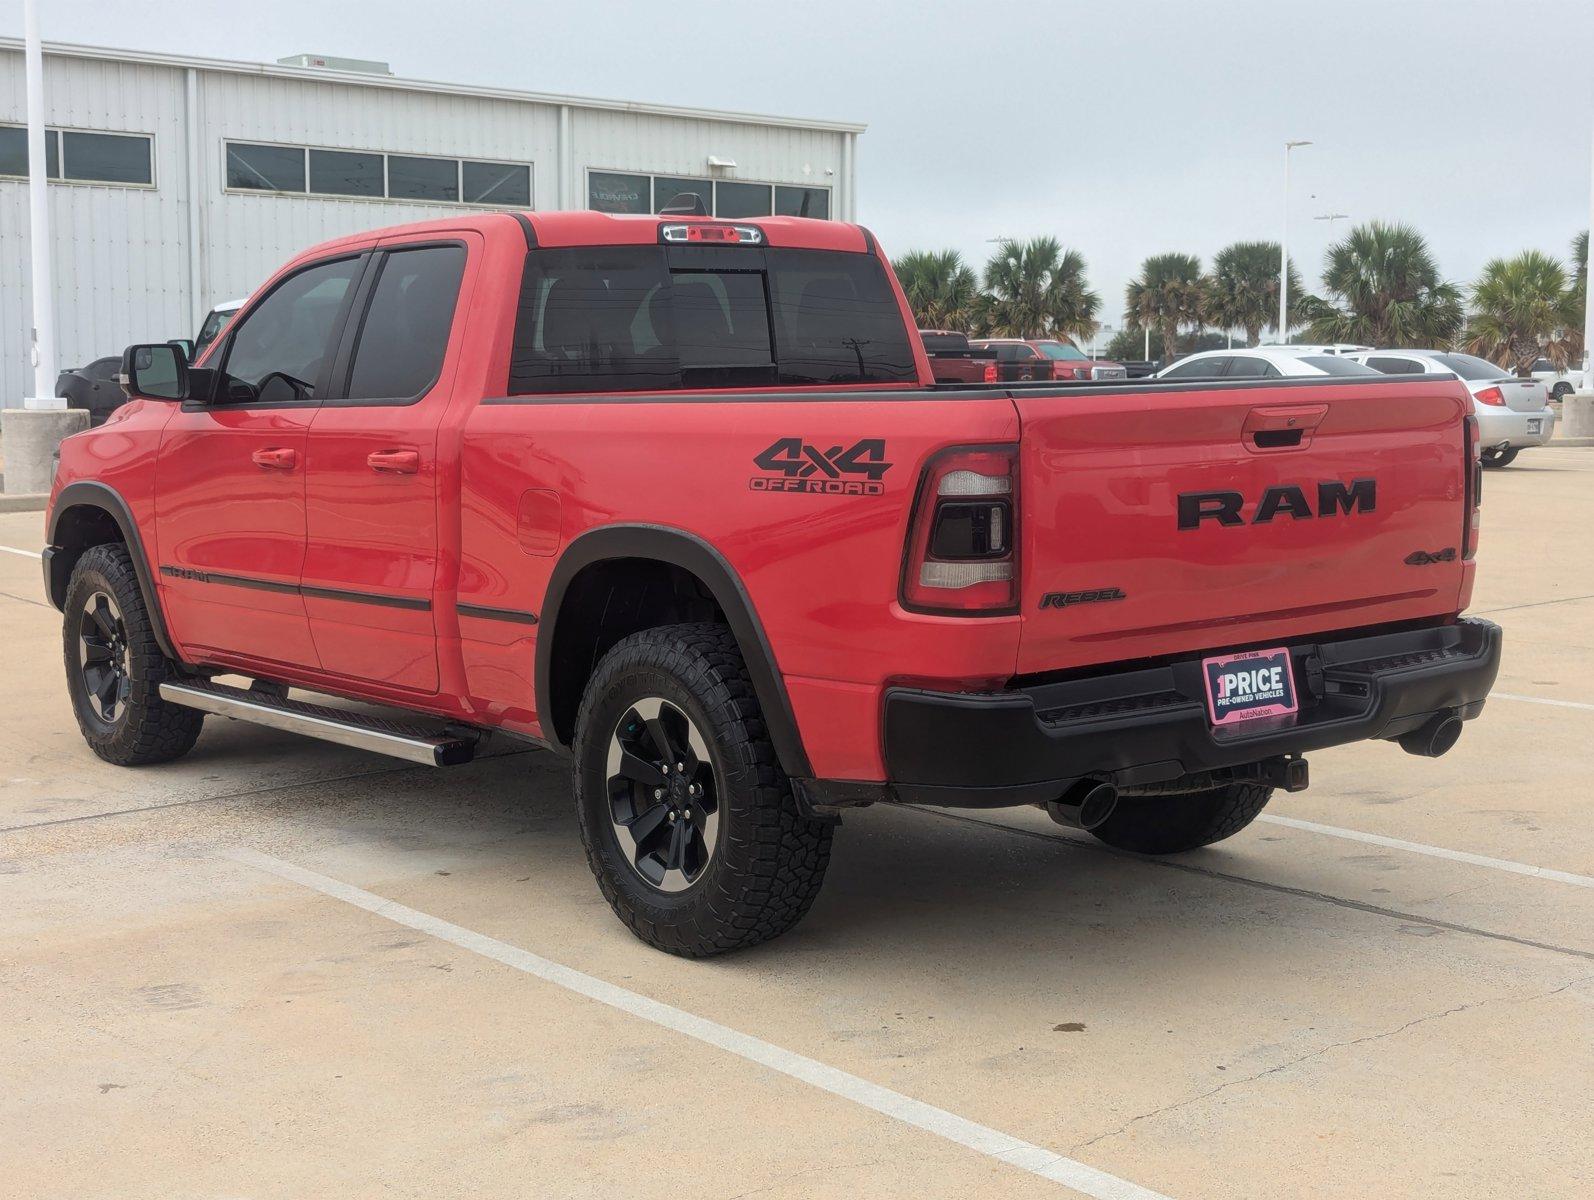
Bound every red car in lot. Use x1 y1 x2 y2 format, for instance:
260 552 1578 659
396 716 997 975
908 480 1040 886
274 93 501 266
42 209 1499 956
971 337 1127 382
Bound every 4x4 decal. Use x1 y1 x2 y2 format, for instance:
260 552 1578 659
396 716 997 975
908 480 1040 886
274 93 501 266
750 438 892 495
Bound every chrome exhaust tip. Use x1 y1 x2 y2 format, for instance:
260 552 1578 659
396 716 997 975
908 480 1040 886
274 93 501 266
1046 779 1119 830
1398 712 1464 758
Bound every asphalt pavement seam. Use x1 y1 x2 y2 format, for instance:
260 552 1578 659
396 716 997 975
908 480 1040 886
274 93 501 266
227 846 1178 1200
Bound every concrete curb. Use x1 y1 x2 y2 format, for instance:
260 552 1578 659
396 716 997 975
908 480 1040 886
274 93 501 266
1546 438 1594 449
0 493 48 513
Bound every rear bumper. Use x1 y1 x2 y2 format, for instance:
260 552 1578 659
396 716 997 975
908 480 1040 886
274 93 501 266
1477 406 1555 448
883 618 1502 808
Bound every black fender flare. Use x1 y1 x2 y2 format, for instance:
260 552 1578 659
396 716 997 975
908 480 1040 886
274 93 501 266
535 524 812 779
46 480 181 662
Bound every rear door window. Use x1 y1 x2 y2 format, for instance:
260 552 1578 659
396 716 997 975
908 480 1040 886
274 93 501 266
1365 356 1424 374
1225 356 1275 379
344 245 468 401
508 246 915 394
1298 355 1382 376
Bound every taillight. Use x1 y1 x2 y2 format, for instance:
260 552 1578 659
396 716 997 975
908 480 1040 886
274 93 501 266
1463 414 1481 559
901 445 1019 614
1475 386 1506 406
982 361 998 383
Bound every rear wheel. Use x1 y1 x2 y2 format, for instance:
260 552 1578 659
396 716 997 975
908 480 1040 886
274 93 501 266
1088 782 1272 855
63 544 203 766
1480 446 1519 469
1550 383 1572 401
573 623 834 957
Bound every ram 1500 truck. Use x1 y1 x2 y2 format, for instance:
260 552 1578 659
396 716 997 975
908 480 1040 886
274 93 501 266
42 210 1502 957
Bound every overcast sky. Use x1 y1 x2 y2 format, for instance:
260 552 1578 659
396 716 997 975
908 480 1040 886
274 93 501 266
11 0 1594 333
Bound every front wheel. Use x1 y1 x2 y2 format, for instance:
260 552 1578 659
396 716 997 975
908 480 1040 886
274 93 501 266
1088 782 1273 855
573 623 834 957
63 544 203 765
1481 446 1520 469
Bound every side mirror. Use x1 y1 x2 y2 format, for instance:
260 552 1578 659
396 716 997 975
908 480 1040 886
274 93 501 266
119 343 189 401
166 338 195 362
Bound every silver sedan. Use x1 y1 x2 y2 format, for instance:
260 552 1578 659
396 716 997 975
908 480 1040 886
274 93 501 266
1343 351 1555 468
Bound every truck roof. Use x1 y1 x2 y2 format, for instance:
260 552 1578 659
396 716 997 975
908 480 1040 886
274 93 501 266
292 210 871 260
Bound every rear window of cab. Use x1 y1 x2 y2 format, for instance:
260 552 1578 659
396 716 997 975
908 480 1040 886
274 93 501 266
508 246 918 393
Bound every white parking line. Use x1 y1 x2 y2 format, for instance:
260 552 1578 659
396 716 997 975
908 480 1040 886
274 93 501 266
1257 814 1594 889
228 847 1174 1200
1494 691 1594 713
0 544 42 559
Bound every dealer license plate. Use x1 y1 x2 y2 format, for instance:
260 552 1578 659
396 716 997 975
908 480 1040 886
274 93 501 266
1201 647 1299 728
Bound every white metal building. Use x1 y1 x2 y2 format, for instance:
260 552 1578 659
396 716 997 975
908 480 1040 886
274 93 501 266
0 40 863 404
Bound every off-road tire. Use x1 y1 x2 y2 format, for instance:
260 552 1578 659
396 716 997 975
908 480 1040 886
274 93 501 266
573 622 833 957
1088 782 1273 855
63 543 203 766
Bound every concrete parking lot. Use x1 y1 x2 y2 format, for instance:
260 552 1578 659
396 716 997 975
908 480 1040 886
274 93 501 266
2 451 1591 1200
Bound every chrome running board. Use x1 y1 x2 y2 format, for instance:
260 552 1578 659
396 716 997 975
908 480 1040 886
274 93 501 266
159 679 477 766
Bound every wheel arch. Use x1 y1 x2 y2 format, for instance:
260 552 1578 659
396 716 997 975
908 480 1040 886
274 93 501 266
536 524 812 779
46 481 180 661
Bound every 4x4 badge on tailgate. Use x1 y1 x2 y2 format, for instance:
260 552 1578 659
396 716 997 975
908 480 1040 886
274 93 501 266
750 438 891 495
1404 547 1457 566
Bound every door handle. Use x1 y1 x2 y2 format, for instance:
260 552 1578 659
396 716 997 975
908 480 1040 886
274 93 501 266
367 449 420 475
251 447 298 470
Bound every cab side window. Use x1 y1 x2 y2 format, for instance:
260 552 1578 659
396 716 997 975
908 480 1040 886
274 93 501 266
215 256 362 404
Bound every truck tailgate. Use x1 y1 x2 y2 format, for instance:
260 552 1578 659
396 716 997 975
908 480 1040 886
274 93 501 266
1013 379 1471 675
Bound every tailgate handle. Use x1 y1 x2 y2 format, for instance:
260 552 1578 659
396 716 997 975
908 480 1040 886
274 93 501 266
1244 404 1328 452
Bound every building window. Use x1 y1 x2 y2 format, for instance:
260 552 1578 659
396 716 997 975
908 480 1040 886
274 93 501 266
388 154 458 202
309 148 383 197
463 160 530 206
227 142 306 192
714 181 771 217
586 168 830 220
588 170 650 214
1 124 150 186
224 141 533 208
775 185 829 219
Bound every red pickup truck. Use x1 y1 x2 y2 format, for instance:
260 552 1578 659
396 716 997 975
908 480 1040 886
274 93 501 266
919 329 998 384
43 210 1500 957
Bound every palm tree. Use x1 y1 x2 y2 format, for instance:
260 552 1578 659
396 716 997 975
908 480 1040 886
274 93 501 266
980 236 1100 341
1296 221 1462 347
1124 253 1206 360
1571 230 1588 362
1466 251 1581 375
1205 241 1302 346
891 250 980 331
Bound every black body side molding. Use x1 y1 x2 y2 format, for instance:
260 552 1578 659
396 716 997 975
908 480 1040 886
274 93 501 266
536 524 812 779
46 480 182 661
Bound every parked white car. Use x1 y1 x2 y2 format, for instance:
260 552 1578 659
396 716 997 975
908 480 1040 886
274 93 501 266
1344 350 1555 468
1257 342 1373 356
1528 358 1584 401
1154 346 1384 380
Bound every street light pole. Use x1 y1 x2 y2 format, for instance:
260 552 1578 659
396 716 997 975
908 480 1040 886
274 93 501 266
1279 140 1311 346
21 0 59 410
